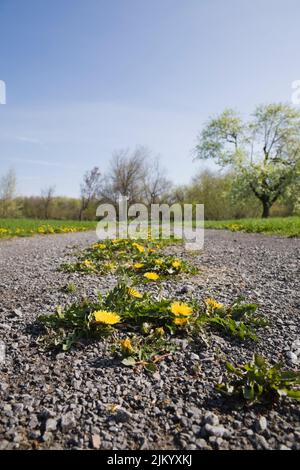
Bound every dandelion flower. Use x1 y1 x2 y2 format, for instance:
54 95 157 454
154 327 165 337
133 262 144 269
174 317 188 326
170 302 192 316
154 259 163 266
172 260 181 269
83 259 95 269
128 287 143 299
132 242 145 253
144 272 159 281
93 310 121 325
205 298 224 311
120 338 134 353
95 243 106 250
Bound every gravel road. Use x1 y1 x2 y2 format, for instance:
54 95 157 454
0 229 300 450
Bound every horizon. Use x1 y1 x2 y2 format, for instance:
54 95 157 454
1 0 300 197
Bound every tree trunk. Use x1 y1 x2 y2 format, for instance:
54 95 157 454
261 200 270 218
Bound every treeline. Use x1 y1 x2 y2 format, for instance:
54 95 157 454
0 167 298 221
2 99 300 223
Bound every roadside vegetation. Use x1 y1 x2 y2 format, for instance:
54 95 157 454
0 218 95 238
37 234 300 406
204 216 300 238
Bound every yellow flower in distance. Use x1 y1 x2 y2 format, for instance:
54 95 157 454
93 310 121 325
170 303 192 316
83 259 95 269
154 258 163 266
172 260 181 269
144 272 159 281
120 338 134 354
94 243 106 250
133 262 144 269
132 242 145 253
174 317 189 326
205 298 224 311
128 287 143 299
154 327 164 337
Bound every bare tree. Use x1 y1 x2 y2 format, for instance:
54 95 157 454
41 186 55 219
144 157 172 204
0 168 17 217
101 147 149 206
79 167 102 220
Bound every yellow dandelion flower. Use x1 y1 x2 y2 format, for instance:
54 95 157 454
172 260 181 269
144 272 159 281
94 243 106 250
170 303 193 316
154 327 165 337
128 287 143 299
174 317 188 326
205 298 224 311
133 262 144 269
120 338 134 353
83 259 95 269
154 259 163 266
149 248 156 253
104 262 115 270
132 242 145 253
93 310 121 325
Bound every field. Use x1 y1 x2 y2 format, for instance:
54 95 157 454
0 218 96 238
1 216 300 240
204 216 300 238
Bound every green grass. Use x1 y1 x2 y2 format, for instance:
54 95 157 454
0 218 96 239
203 216 300 238
1 216 299 240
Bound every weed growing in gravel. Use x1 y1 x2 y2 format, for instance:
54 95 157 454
63 282 77 294
201 297 266 341
115 330 175 373
216 354 300 404
60 237 197 280
37 283 265 357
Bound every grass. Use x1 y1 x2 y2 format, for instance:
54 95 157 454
1 216 300 239
0 218 96 238
203 216 300 238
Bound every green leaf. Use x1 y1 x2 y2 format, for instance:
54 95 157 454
285 389 300 400
121 356 136 367
144 362 158 373
254 355 267 368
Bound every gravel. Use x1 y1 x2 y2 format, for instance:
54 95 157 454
0 229 300 450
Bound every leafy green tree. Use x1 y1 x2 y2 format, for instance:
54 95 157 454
195 104 300 218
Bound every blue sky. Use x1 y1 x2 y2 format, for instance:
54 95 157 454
0 0 299 196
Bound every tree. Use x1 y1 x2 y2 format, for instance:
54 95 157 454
0 168 18 217
195 104 300 218
101 147 149 206
41 186 55 219
144 157 172 204
79 167 102 220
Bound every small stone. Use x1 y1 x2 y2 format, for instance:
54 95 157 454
190 353 200 361
279 444 291 450
204 412 219 426
255 416 267 432
91 434 101 449
61 412 76 432
255 435 270 449
286 351 298 364
45 418 58 432
196 438 210 450
114 408 132 423
204 423 231 438
13 309 22 317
